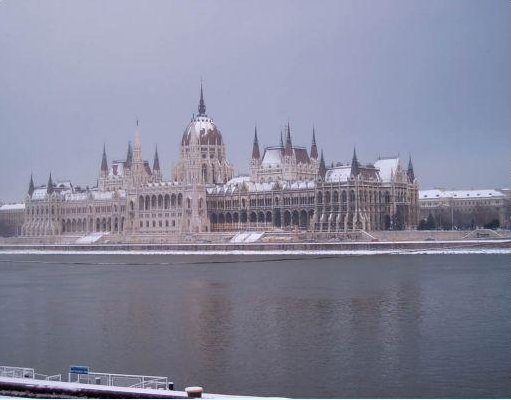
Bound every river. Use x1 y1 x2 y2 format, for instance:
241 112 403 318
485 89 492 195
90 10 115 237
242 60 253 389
0 253 509 398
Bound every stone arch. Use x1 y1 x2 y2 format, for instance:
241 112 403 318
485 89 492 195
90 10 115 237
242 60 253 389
139 195 144 210
114 217 119 232
101 218 107 232
266 211 272 223
96 218 100 232
218 213 225 224
145 195 150 210
226 213 232 224
333 191 339 203
61 219 66 233
300 210 308 228
164 194 170 209
177 193 183 207
210 213 218 224
77 219 82 232
66 219 71 233
158 195 163 209
233 212 239 223
317 191 323 204
151 195 157 208
341 191 347 203
325 191 331 204
240 211 247 223
249 212 257 223
171 194 177 207
258 211 265 223
292 210 299 226
283 210 291 227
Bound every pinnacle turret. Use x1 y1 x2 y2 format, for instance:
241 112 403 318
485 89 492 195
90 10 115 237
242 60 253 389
153 145 160 171
47 172 54 194
251 125 260 159
310 126 318 159
318 150 327 180
126 141 133 168
351 147 360 177
101 144 108 174
407 154 415 182
284 122 293 156
28 173 34 196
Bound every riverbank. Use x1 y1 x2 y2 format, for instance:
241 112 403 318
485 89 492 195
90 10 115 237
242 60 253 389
0 238 509 254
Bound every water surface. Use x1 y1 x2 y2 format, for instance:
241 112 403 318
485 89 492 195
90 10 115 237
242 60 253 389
0 254 509 398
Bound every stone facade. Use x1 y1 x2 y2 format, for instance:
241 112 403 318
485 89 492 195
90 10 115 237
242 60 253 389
419 189 510 229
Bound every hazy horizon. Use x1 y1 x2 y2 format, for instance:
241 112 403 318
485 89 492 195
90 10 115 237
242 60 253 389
1 0 510 202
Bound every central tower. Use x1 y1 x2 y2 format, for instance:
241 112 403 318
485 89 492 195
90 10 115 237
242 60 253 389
172 83 234 185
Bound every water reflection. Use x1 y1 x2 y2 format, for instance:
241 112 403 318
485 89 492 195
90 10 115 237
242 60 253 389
0 254 509 398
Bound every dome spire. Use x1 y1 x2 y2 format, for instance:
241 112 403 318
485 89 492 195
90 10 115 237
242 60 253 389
198 79 206 116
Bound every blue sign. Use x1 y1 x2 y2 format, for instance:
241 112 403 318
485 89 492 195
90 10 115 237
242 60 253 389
70 365 89 375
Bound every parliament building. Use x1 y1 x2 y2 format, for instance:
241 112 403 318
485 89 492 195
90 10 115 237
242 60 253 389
17 86 419 239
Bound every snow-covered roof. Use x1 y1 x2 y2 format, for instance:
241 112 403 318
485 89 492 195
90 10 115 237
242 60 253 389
0 203 25 211
207 179 315 195
91 191 114 200
419 189 505 200
226 176 250 185
65 193 89 201
261 147 283 167
31 188 48 200
325 165 352 182
374 158 400 182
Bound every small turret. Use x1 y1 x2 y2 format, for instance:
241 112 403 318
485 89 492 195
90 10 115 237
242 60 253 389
251 125 260 159
351 147 360 177
284 122 293 156
310 126 318 159
153 145 160 172
125 141 133 169
28 174 34 197
100 144 108 176
47 172 54 194
407 154 415 183
318 150 327 180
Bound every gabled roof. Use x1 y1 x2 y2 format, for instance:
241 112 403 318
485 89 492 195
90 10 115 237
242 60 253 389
374 158 400 182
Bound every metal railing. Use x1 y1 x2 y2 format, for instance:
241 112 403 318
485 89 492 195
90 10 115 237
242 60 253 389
0 365 61 381
69 371 168 390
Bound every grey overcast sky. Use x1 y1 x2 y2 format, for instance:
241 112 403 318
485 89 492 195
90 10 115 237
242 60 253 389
0 0 509 202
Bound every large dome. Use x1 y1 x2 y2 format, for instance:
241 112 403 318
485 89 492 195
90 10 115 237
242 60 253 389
181 115 223 146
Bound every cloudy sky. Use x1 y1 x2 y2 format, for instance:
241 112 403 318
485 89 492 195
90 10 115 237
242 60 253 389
0 0 509 201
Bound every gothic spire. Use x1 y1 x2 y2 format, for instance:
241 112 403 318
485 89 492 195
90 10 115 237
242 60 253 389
47 172 54 194
198 80 206 116
28 173 34 196
153 145 160 171
252 125 260 159
126 141 133 168
310 125 318 159
318 149 327 180
351 147 360 177
280 130 284 148
407 154 415 182
101 144 108 173
284 122 293 156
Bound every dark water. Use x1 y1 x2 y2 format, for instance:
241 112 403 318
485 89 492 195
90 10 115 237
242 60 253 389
0 253 509 398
